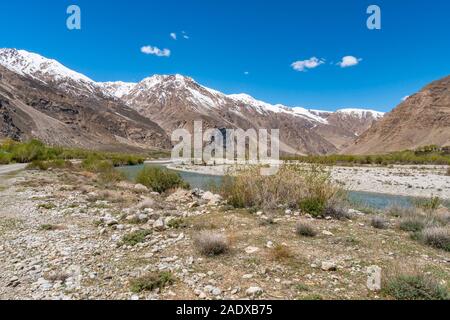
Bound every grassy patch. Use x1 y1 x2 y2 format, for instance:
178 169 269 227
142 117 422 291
39 224 62 231
120 229 152 246
269 244 293 261
383 273 448 300
166 218 188 229
129 272 175 293
136 167 189 193
38 203 56 210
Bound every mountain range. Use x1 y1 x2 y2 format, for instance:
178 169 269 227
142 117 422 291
1 48 447 155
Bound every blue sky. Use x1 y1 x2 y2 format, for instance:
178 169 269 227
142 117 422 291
0 0 449 112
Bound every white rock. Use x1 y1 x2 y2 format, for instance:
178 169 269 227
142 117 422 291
246 286 263 297
322 230 334 236
134 184 148 192
153 218 165 230
321 261 337 271
245 246 260 254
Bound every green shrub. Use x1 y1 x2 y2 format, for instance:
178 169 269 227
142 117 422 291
129 272 174 293
0 152 13 164
383 274 448 300
166 218 188 229
414 197 442 211
399 216 427 232
136 167 189 193
299 197 326 217
120 229 152 246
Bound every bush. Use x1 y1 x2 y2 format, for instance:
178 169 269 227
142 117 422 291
136 167 189 193
323 201 352 220
270 244 293 261
387 205 418 218
399 216 427 232
383 274 448 300
194 231 229 256
120 229 152 246
221 164 338 211
371 216 389 229
421 227 450 251
296 222 317 237
129 272 174 293
415 197 442 211
299 197 326 217
0 152 13 164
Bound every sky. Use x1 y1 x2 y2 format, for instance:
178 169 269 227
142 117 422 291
0 0 449 112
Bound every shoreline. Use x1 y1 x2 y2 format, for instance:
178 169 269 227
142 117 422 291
164 163 450 200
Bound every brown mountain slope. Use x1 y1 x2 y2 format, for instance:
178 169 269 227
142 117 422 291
343 76 450 154
0 66 171 152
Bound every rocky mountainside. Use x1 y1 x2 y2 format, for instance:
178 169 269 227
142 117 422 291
0 50 171 152
103 75 384 155
344 76 450 154
0 49 385 155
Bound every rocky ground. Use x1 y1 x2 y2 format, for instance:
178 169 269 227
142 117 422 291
0 168 449 300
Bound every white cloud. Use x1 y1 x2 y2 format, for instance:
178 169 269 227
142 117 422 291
244 71 249 75
291 57 325 72
141 45 171 57
402 95 410 101
170 33 177 40
182 31 189 39
338 56 362 68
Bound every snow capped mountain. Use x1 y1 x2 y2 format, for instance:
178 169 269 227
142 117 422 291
335 108 385 119
0 48 387 154
98 81 135 98
0 49 98 95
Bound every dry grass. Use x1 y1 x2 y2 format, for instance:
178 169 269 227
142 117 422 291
371 216 389 229
269 244 293 261
220 164 339 212
296 222 317 237
421 227 450 251
194 231 230 256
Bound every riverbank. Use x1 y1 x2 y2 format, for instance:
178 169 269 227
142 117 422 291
0 168 449 300
166 163 450 200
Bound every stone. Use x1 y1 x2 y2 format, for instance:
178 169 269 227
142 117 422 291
211 288 222 296
134 184 148 192
367 265 382 292
322 230 334 236
153 218 165 230
245 246 260 254
266 241 274 248
246 286 263 297
321 261 337 271
242 274 254 279
201 192 222 205
285 209 292 215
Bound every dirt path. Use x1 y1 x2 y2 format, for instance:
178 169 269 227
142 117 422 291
0 164 27 176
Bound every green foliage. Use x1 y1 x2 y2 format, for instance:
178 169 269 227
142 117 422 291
129 272 175 293
166 218 188 229
383 274 448 300
136 167 189 193
299 197 326 217
0 139 146 165
414 196 442 211
282 145 450 166
120 229 152 246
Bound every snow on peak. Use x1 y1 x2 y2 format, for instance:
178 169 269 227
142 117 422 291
336 108 385 118
0 48 94 84
228 94 329 124
98 81 136 98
